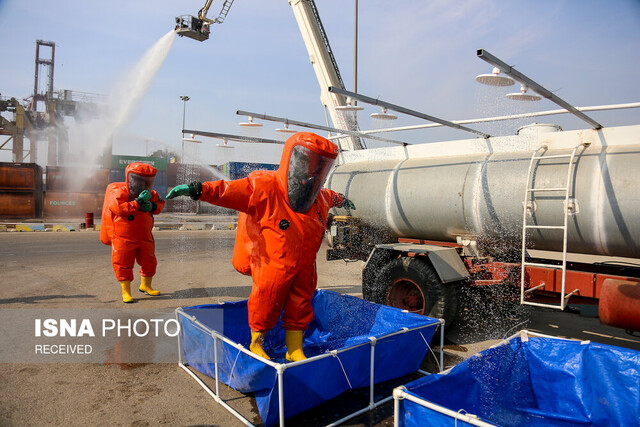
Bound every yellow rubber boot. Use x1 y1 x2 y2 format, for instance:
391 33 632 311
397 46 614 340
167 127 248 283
139 276 160 296
285 330 307 362
250 330 270 360
120 281 134 303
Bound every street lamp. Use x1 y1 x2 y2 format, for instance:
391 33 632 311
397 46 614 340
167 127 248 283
179 95 190 161
354 0 358 97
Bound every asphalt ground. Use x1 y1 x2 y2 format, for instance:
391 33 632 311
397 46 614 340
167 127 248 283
1 229 639 426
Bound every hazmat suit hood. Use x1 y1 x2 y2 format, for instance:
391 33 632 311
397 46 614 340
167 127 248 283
277 132 338 213
125 162 157 199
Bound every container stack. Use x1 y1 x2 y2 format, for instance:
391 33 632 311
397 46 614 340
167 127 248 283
0 162 43 219
44 166 109 218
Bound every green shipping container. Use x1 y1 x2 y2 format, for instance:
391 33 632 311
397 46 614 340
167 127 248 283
111 155 167 172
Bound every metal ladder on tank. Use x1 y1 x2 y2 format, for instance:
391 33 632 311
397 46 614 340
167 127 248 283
520 143 587 310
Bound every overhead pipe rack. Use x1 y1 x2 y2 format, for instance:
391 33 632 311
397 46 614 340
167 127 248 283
327 86 491 139
182 129 283 145
358 102 640 135
477 49 603 129
236 110 409 146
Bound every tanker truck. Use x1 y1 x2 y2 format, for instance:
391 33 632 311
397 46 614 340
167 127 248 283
325 121 640 333
284 2 640 333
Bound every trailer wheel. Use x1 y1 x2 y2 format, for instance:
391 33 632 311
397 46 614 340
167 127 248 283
374 256 457 324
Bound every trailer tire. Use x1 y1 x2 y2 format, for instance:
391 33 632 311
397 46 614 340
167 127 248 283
374 256 458 325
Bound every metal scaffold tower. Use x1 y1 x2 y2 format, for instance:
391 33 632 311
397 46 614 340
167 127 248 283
0 40 105 166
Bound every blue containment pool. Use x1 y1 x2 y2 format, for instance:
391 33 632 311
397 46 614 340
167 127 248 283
394 330 640 426
176 290 441 426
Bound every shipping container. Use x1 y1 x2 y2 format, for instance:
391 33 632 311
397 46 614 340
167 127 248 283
111 155 167 171
110 169 126 184
0 162 42 191
155 170 167 188
220 161 278 180
0 162 43 218
44 191 104 218
45 166 110 192
155 184 168 199
0 192 40 218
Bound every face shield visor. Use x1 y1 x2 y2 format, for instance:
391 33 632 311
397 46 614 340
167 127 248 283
287 145 335 213
128 173 155 199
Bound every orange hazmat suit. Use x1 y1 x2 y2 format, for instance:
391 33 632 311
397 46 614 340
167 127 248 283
197 132 345 332
100 162 165 282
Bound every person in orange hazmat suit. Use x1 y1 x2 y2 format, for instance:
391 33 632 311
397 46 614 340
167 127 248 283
100 162 165 303
166 132 355 361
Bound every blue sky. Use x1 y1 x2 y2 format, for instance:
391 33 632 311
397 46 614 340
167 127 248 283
1 0 639 166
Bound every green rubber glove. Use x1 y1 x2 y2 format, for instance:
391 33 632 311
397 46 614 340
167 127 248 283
137 190 151 202
139 201 154 212
166 182 202 200
342 198 356 210
166 184 191 199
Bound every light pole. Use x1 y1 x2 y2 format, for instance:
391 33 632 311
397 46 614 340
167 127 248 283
354 0 358 97
180 95 190 162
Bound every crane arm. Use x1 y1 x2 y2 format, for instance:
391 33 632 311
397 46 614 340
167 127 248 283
288 0 363 150
198 0 235 24
198 0 215 22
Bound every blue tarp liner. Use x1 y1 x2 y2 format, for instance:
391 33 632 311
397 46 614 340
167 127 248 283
397 333 640 426
179 290 439 426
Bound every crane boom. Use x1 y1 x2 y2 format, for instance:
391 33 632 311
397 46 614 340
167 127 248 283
198 0 215 22
288 0 362 150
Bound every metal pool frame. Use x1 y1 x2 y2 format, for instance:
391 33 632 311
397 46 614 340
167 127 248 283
392 330 578 427
175 307 444 427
